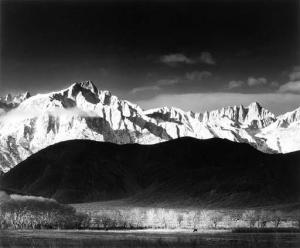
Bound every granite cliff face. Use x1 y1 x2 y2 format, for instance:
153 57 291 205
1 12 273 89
0 80 299 172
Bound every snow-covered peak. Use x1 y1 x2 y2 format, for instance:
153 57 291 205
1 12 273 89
15 81 110 113
248 101 261 109
0 80 299 173
243 102 276 129
5 94 12 102
194 102 275 129
0 92 31 104
144 106 189 125
66 80 99 99
274 107 300 128
257 106 300 153
0 92 31 112
13 92 31 104
80 80 98 94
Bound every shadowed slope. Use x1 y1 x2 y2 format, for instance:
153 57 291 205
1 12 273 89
0 137 299 206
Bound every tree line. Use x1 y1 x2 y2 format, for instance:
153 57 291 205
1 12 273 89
1 191 299 230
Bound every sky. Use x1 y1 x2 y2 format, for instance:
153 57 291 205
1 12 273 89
0 0 299 114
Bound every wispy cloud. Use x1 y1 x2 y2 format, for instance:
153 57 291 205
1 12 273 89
160 54 194 65
155 78 180 86
160 52 215 66
228 77 270 90
131 71 213 94
131 85 161 94
289 66 300 81
247 77 267 87
0 106 99 122
278 81 300 94
228 80 244 89
275 66 300 94
131 78 179 94
270 81 279 88
185 71 212 81
199 52 216 65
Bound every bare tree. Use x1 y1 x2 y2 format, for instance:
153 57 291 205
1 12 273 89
258 210 271 228
271 211 283 228
209 211 223 229
242 210 258 228
177 214 184 228
192 210 202 229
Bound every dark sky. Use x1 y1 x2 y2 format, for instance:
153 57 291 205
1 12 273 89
1 0 299 113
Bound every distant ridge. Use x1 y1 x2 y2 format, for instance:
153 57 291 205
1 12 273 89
0 80 300 173
1 137 299 206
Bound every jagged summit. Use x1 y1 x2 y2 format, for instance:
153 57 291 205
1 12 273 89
24 91 31 97
277 106 300 126
0 92 31 104
186 101 276 129
0 81 299 173
248 101 261 109
80 80 98 94
0 91 31 112
68 80 99 97
4 94 12 102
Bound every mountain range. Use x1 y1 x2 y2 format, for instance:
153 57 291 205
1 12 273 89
0 80 299 173
1 137 299 206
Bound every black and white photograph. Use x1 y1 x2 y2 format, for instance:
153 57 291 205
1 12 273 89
0 0 300 247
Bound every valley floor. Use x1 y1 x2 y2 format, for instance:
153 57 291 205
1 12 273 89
1 229 300 248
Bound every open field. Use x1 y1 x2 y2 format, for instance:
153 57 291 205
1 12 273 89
1 230 300 248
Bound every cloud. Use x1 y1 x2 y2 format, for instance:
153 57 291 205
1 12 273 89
289 72 300 81
185 71 212 81
228 77 279 90
278 81 300 94
0 106 99 123
228 80 244 89
198 52 216 65
137 92 300 115
270 81 279 88
131 85 161 94
160 53 195 66
160 52 215 66
288 66 300 81
131 71 212 94
155 78 179 86
247 77 268 87
131 78 179 94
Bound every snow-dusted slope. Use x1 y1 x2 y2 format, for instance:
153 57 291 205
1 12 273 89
0 81 169 172
0 80 299 172
256 107 300 153
0 92 31 114
0 92 31 107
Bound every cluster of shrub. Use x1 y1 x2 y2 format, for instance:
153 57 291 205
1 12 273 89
0 191 90 229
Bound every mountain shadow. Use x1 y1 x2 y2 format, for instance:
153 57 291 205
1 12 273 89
0 137 299 207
